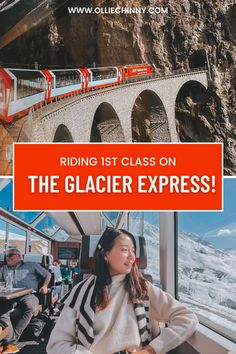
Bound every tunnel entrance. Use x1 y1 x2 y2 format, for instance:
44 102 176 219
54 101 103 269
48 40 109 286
131 90 170 142
189 50 206 69
53 124 73 142
90 103 125 142
175 80 214 142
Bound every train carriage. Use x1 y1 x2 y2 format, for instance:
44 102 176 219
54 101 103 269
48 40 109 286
0 68 47 123
87 66 120 89
43 69 83 101
0 64 153 123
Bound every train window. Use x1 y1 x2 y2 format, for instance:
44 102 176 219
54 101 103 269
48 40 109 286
0 219 6 250
52 228 70 242
102 212 119 228
8 223 26 253
128 212 160 286
0 182 42 222
144 213 160 286
8 78 14 102
35 215 60 237
0 181 43 224
178 178 236 342
128 212 144 235
30 234 50 255
91 67 117 81
14 212 42 223
0 77 3 103
52 70 81 88
0 180 12 211
10 70 45 100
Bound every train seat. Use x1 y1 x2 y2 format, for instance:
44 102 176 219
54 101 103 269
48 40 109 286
23 254 53 270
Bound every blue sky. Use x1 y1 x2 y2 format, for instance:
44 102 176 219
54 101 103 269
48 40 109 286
179 179 236 249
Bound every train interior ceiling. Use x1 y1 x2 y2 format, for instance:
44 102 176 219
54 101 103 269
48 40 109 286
0 178 236 353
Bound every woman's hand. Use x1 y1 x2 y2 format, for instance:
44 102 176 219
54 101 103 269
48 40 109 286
132 345 156 354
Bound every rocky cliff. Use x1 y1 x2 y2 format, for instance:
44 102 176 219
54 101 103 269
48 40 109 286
0 0 235 174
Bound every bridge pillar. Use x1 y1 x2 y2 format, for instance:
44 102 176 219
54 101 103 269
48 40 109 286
162 100 179 142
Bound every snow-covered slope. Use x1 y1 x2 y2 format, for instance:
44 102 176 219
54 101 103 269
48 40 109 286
143 220 236 340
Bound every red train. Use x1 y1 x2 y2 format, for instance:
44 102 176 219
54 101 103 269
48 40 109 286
0 64 153 123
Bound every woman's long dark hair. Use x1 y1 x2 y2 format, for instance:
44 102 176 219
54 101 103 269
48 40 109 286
93 227 149 309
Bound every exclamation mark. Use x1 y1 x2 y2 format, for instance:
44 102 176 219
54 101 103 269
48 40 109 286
212 176 216 192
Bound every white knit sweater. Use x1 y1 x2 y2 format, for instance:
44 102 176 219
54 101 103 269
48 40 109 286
47 275 198 354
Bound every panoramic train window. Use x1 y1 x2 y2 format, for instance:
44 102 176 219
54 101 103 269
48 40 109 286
0 180 13 210
128 212 144 235
12 212 42 224
30 234 49 255
91 67 117 81
0 180 42 223
128 212 160 286
35 215 60 237
0 219 6 250
144 213 160 286
102 212 119 228
10 69 45 100
53 70 81 88
178 178 236 342
8 223 26 253
0 77 3 103
52 228 70 242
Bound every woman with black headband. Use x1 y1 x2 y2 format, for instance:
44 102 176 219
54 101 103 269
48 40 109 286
47 227 198 354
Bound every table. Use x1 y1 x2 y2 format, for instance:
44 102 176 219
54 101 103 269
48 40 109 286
0 288 34 300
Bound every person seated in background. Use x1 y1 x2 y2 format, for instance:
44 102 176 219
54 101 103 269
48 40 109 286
60 264 70 283
71 261 80 276
47 227 198 354
50 260 63 300
0 248 51 354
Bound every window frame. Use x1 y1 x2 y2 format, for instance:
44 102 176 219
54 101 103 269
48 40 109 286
160 211 236 353
0 208 51 253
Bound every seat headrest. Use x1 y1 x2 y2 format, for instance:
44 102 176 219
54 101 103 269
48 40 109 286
80 235 147 272
23 254 53 269
42 255 53 269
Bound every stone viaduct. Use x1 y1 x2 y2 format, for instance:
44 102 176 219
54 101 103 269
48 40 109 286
28 69 208 143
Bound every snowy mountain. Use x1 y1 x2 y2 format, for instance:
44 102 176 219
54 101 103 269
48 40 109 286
143 220 236 340
143 221 160 285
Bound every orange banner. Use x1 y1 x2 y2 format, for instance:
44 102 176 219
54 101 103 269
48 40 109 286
13 143 223 211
